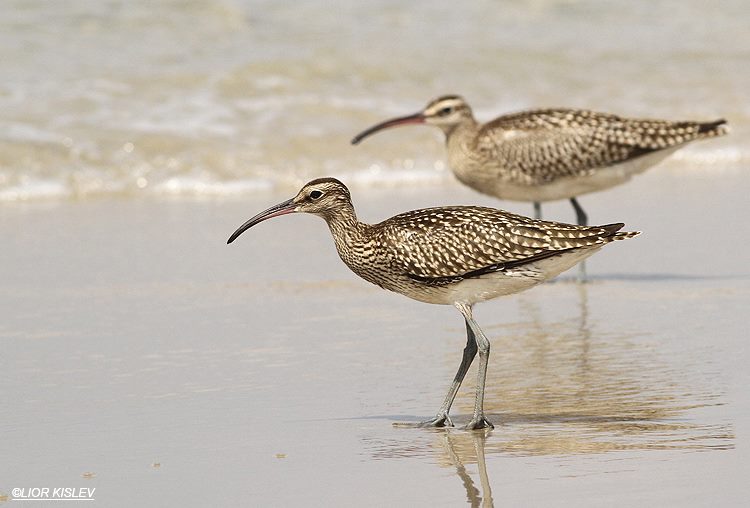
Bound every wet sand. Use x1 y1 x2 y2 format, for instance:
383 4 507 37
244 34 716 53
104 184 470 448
1 168 749 506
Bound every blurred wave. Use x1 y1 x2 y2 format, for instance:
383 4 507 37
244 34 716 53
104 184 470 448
1 0 747 201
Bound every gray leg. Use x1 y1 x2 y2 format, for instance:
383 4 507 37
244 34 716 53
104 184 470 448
455 303 494 430
420 321 477 427
465 317 493 429
569 197 589 282
569 197 587 226
533 201 542 220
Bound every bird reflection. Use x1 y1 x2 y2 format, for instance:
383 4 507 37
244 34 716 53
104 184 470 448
367 281 732 461
363 282 733 506
474 283 732 453
440 429 494 508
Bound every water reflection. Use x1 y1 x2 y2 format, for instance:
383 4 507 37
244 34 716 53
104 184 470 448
365 282 733 467
474 283 732 454
439 429 494 508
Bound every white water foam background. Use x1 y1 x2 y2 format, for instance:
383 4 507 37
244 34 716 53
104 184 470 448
0 0 747 201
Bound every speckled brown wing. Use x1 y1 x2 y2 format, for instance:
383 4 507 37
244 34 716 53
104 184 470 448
375 206 627 284
475 108 727 185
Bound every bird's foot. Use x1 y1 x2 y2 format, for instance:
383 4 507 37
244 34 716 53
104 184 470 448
417 413 454 428
392 413 454 429
464 415 494 430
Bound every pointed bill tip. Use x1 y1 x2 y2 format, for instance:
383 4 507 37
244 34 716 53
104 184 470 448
226 198 297 245
350 112 425 146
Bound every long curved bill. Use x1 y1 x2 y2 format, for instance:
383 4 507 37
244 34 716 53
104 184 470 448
350 112 425 145
227 198 296 244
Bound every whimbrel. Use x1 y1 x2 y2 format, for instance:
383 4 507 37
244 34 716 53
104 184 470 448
351 95 728 226
227 177 639 429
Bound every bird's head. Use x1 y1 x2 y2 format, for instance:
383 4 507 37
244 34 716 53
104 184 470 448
227 178 353 244
421 95 473 128
351 95 473 144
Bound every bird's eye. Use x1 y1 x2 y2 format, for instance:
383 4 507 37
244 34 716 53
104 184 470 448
437 107 453 117
309 190 323 200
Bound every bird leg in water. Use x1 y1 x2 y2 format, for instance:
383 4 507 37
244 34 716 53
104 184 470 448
457 303 494 430
533 201 542 220
569 198 589 282
570 197 588 226
419 320 478 428
463 318 494 430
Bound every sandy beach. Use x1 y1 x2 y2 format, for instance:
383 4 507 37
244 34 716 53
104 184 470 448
2 0 750 505
2 169 748 506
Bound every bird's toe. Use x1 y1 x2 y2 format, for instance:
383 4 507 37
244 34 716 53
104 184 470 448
464 416 494 430
418 413 454 428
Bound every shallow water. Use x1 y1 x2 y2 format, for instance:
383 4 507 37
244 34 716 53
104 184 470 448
1 176 748 506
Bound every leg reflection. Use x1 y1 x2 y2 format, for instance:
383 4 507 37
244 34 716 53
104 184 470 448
441 429 494 508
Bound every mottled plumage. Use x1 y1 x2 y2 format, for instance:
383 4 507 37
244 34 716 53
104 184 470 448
372 207 631 287
352 95 728 225
227 177 639 429
474 107 727 186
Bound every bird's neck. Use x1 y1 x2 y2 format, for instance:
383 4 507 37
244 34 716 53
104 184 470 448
319 205 386 289
445 118 482 178
321 203 367 243
440 115 478 138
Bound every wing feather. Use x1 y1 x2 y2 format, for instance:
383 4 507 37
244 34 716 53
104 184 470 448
375 207 622 283
476 108 715 185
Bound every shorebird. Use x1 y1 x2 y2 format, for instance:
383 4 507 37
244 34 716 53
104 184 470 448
227 177 639 429
351 95 728 226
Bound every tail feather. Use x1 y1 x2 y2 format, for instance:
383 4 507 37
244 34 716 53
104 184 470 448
600 222 625 235
611 230 641 241
698 118 729 137
597 223 640 242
